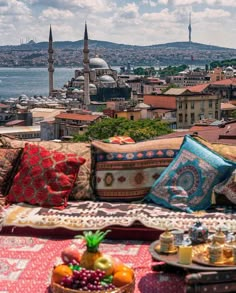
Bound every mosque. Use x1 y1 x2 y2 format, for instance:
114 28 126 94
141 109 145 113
48 24 131 105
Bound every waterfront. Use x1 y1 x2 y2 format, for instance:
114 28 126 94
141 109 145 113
0 65 204 100
0 67 76 100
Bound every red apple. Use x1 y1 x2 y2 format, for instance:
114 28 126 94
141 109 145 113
61 244 81 264
94 254 114 276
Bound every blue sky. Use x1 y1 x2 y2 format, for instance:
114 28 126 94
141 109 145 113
0 0 235 48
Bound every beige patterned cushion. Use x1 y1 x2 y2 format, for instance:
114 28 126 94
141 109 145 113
194 136 236 162
0 136 93 200
92 137 183 202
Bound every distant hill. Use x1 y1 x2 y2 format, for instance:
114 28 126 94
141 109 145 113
1 40 236 67
2 40 235 51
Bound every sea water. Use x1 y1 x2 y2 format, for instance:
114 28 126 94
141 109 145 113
0 67 76 100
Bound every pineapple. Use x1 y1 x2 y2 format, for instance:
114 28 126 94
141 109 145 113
76 230 110 269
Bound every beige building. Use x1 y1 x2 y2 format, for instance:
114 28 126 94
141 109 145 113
54 112 102 138
165 86 221 129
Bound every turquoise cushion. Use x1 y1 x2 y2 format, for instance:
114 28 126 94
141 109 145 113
146 135 236 212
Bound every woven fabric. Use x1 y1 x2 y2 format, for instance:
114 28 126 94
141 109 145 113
103 136 135 144
0 136 92 200
194 135 236 162
6 144 85 209
214 171 236 204
4 201 236 234
0 148 22 196
147 135 236 212
92 137 183 202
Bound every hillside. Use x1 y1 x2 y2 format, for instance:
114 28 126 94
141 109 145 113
1 40 236 67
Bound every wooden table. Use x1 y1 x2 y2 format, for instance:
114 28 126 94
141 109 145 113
149 240 236 293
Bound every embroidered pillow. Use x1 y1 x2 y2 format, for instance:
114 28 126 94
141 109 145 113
213 171 236 204
146 135 236 212
0 148 22 196
0 135 92 201
7 144 85 209
92 137 183 202
103 136 135 144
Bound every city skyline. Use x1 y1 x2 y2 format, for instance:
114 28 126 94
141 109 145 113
0 0 235 49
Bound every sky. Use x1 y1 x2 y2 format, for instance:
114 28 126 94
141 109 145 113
0 0 235 48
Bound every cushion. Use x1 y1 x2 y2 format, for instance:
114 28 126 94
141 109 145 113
0 135 92 201
194 135 236 162
213 171 236 204
103 136 135 144
6 144 85 209
92 137 183 202
0 148 22 196
146 135 236 212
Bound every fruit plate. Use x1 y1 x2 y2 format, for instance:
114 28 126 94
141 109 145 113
51 280 135 293
192 243 236 267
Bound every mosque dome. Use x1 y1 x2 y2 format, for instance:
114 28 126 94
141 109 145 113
75 75 84 81
89 57 109 69
99 75 115 82
225 66 233 71
89 83 97 88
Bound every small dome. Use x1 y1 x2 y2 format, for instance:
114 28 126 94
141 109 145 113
72 88 82 93
90 57 109 69
75 75 84 81
99 75 115 82
226 66 233 71
89 83 97 88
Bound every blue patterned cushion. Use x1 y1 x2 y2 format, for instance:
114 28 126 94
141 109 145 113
146 135 236 212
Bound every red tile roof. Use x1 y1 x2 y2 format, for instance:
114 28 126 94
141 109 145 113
144 95 176 110
55 113 100 122
158 120 236 145
211 78 236 86
187 83 210 93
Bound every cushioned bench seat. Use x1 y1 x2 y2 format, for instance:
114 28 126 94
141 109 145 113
2 201 236 241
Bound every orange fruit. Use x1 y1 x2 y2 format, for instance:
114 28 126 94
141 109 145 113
51 264 73 284
113 263 134 278
112 270 133 288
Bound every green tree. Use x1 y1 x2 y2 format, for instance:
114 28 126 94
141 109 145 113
133 67 146 75
231 110 236 119
73 117 172 142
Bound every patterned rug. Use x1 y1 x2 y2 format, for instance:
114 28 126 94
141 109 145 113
3 201 236 235
0 235 185 293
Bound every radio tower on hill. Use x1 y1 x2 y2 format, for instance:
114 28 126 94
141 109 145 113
48 25 54 97
188 12 192 44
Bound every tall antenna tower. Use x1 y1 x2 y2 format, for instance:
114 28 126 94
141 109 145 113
188 12 192 43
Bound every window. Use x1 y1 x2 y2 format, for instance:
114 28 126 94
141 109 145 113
191 113 195 124
209 100 212 108
209 113 213 119
179 102 182 109
185 114 188 123
215 100 219 109
179 113 183 123
185 102 188 109
191 101 194 109
215 111 218 119
130 115 134 120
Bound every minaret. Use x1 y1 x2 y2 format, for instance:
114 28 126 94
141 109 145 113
188 12 192 44
83 22 90 106
48 25 54 96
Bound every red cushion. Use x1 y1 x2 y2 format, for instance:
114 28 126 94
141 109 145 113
7 143 85 209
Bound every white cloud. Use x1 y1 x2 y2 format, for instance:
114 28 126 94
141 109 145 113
0 0 235 48
39 8 74 21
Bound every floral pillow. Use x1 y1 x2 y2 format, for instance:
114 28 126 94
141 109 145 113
146 135 236 212
213 171 236 204
0 148 22 196
6 144 85 209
